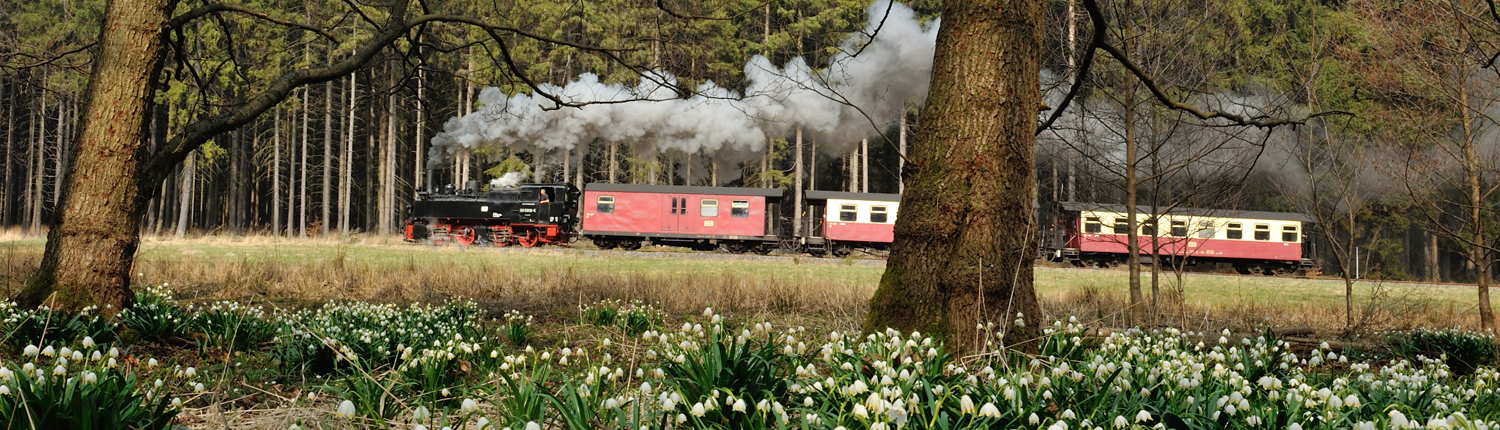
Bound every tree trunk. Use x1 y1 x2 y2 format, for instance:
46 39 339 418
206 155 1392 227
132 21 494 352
324 80 333 235
342 72 354 235
274 108 283 235
14 0 171 311
864 0 1043 353
609 142 617 183
174 152 194 238
862 137 869 193
1125 92 1144 326
898 114 906 194
3 82 13 229
30 85 45 235
793 127 803 236
1459 82 1495 331
300 85 309 238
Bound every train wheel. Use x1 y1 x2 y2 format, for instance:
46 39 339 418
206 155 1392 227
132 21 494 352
453 227 477 246
516 230 540 247
831 244 852 258
725 242 749 254
620 240 642 251
594 238 618 250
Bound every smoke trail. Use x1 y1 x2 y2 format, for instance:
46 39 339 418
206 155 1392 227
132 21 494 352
428 1 940 177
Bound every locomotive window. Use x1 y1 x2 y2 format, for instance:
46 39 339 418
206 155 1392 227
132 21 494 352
1254 224 1271 241
1282 225 1299 242
700 199 719 217
871 206 889 223
839 204 858 222
1141 221 1157 237
596 196 615 214
1113 219 1129 234
731 200 750 218
1170 220 1188 237
1227 223 1243 239
1083 217 1102 233
1196 221 1216 238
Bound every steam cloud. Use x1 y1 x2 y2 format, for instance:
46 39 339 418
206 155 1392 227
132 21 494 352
490 171 528 189
428 1 939 179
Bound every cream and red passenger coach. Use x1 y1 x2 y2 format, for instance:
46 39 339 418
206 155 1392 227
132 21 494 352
801 190 900 257
1043 202 1315 275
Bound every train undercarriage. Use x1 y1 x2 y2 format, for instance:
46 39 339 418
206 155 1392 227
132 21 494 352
1053 249 1313 276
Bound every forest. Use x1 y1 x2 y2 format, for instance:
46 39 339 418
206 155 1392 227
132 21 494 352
0 0 1494 285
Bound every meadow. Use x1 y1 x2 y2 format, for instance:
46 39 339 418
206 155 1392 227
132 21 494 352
2 234 1498 429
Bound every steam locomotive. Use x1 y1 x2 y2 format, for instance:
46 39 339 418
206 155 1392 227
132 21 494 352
403 181 580 246
404 182 1315 276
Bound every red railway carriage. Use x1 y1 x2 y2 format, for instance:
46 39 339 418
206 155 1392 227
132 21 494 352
1042 202 1315 275
580 184 784 253
802 190 901 257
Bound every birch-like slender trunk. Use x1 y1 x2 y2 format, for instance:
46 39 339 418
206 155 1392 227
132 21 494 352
174 152 195 238
299 85 309 238
341 72 354 235
323 80 332 235
793 127 803 236
30 85 45 235
273 108 282 236
608 142 617 183
898 114 906 194
861 138 869 193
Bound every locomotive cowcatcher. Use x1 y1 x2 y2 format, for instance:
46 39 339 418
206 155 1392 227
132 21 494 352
403 181 580 247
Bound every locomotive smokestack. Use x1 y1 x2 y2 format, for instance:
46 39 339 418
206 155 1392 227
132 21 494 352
426 166 436 193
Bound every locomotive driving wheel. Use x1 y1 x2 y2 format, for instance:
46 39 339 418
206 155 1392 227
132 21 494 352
516 230 541 247
453 226 477 246
830 243 852 258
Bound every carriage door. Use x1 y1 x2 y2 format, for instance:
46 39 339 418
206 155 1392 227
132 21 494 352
662 196 681 232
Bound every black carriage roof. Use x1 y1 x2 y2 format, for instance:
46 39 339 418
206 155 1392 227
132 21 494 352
804 190 902 202
1057 202 1313 223
585 183 784 197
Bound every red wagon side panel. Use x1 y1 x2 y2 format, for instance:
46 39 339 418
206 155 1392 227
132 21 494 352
824 221 895 243
581 189 770 239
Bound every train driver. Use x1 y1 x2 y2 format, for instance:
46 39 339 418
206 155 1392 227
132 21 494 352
539 189 551 204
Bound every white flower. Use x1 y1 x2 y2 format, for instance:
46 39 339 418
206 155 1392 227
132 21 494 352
414 426 427 430
184 367 196 377
960 395 976 414
147 358 158 367
413 405 431 421
335 400 357 418
733 398 747 413
1062 409 1077 420
23 345 38 356
1114 415 1129 428
0 385 8 396
476 417 491 429
1289 423 1303 430
979 403 1002 418
462 398 479 413
1136 410 1152 423
1049 421 1070 430
853 403 868 418
525 422 541 430
172 397 182 408
1389 410 1409 428
1029 412 1041 424
1344 394 1361 408
52 364 66 376
691 403 706 417
194 382 205 392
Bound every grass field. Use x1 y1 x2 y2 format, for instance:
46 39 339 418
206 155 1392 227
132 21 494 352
1 233 1490 335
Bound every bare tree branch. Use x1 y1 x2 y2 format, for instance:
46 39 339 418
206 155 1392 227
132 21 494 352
169 3 341 43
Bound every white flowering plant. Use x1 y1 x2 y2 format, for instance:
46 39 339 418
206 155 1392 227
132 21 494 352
0 337 195 430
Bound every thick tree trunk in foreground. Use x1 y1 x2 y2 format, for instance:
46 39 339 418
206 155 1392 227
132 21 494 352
864 0 1043 353
14 0 170 312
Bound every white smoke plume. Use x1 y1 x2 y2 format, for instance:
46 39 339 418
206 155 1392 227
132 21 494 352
490 171 528 189
428 1 940 177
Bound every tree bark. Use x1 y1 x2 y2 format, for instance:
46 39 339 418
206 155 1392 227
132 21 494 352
862 138 869 193
300 85 309 238
1459 81 1495 331
274 108 283 235
864 0 1044 353
793 127 803 236
174 153 194 238
324 80 333 235
13 0 170 311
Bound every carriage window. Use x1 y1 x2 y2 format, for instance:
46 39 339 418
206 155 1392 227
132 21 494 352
1113 219 1128 234
1196 221 1216 238
839 204 858 222
700 199 719 217
1170 220 1188 237
1282 225 1299 242
731 200 750 218
1084 216 1102 233
1227 223 1243 239
871 206 889 223
596 196 615 214
1254 224 1271 241
1141 221 1157 237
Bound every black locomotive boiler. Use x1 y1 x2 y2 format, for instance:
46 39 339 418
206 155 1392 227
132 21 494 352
403 182 580 246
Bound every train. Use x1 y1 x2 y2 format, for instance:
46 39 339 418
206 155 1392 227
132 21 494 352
404 183 1314 275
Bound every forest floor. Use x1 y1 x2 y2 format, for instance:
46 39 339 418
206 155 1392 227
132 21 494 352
3 233 1499 429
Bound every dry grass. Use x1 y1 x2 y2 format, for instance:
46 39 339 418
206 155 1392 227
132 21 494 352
1 234 1492 337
